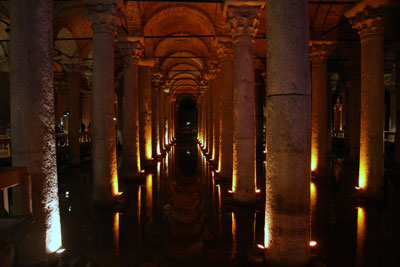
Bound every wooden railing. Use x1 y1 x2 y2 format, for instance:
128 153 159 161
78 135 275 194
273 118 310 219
384 131 395 143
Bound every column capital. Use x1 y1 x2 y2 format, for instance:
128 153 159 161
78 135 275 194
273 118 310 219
151 73 163 87
205 60 220 80
84 2 119 34
224 4 263 39
309 40 337 63
118 37 144 63
347 6 384 39
216 37 234 60
62 57 84 73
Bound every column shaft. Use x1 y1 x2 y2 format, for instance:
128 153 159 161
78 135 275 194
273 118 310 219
217 41 234 178
349 8 384 198
139 66 153 165
227 6 259 203
151 78 160 157
159 88 165 153
10 0 61 262
265 0 311 265
122 55 140 177
86 3 119 204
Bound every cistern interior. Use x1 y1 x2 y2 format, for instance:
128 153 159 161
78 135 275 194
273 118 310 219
0 0 400 266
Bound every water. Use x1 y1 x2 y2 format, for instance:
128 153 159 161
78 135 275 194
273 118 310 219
56 137 400 266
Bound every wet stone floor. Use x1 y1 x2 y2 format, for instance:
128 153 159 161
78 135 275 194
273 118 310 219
55 136 400 267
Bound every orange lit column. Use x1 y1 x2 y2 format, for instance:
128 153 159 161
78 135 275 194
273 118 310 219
197 97 203 142
85 2 119 205
10 0 62 262
208 61 220 163
226 4 261 203
265 0 311 265
139 65 153 165
201 85 209 150
64 58 83 166
164 92 170 145
119 38 143 178
216 38 234 178
309 41 336 177
206 83 213 157
159 85 165 154
151 73 162 157
347 7 384 198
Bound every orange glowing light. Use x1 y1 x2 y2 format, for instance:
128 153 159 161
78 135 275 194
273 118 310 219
357 207 366 265
228 190 234 193
113 212 120 254
257 244 266 250
231 212 237 259
141 169 145 173
311 154 317 172
145 174 153 218
112 170 119 196
358 162 367 189
256 189 261 193
309 241 317 247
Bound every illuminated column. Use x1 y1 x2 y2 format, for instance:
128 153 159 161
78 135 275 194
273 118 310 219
265 0 311 265
151 73 162 158
226 3 261 203
216 38 234 178
208 61 220 163
164 92 170 145
197 97 203 142
347 6 384 198
395 54 400 164
206 84 213 157
63 58 83 166
119 38 143 178
309 41 336 177
159 85 165 153
85 2 119 204
202 86 209 150
139 66 153 165
81 92 91 127
10 0 62 262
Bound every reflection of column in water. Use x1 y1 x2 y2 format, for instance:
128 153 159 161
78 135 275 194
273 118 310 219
113 212 119 255
231 212 237 260
216 184 222 238
310 182 317 241
253 212 257 246
137 186 142 247
356 207 366 267
146 174 153 218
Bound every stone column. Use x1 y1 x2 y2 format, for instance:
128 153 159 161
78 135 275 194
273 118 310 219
208 61 220 164
139 66 153 165
10 0 61 263
81 92 91 127
206 84 213 157
347 6 384 199
309 41 336 177
64 58 83 166
265 0 311 265
85 1 119 204
152 73 162 157
197 97 203 143
216 38 234 178
226 4 261 203
395 54 400 164
119 38 143 178
165 92 170 145
159 85 165 153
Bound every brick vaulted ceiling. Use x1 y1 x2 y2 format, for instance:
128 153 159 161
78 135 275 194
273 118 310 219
0 1 375 98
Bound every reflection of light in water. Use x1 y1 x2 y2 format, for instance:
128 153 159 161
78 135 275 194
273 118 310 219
138 186 142 247
253 212 257 246
231 212 237 259
216 184 222 237
310 241 317 247
264 183 272 248
357 207 366 266
146 174 153 218
186 150 191 155
310 182 317 220
113 212 120 254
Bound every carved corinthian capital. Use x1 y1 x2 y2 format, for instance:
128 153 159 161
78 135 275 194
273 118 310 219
309 40 337 63
119 40 144 65
216 37 233 60
84 3 118 34
226 6 261 38
348 6 384 39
